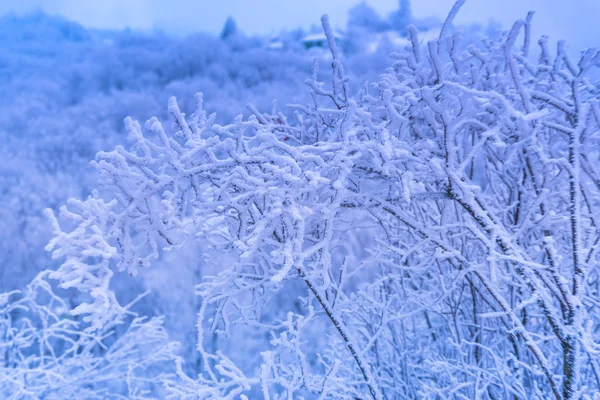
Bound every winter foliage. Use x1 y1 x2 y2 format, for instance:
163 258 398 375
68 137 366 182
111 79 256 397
0 272 180 399
3 0 600 398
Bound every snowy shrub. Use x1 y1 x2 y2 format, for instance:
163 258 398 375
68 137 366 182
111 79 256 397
47 2 600 399
0 272 180 399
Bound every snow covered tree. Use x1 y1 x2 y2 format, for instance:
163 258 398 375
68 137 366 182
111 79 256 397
47 2 600 399
389 0 413 35
348 2 389 33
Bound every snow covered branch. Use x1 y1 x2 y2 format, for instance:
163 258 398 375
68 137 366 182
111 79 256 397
46 4 600 398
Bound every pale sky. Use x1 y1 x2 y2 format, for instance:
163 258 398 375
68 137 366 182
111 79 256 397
1 0 599 51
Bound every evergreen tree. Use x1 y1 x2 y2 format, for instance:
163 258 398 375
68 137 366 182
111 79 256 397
220 16 238 40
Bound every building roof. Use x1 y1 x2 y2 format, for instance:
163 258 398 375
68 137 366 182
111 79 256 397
301 31 344 43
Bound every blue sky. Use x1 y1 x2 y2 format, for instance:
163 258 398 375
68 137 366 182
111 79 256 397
1 0 598 51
